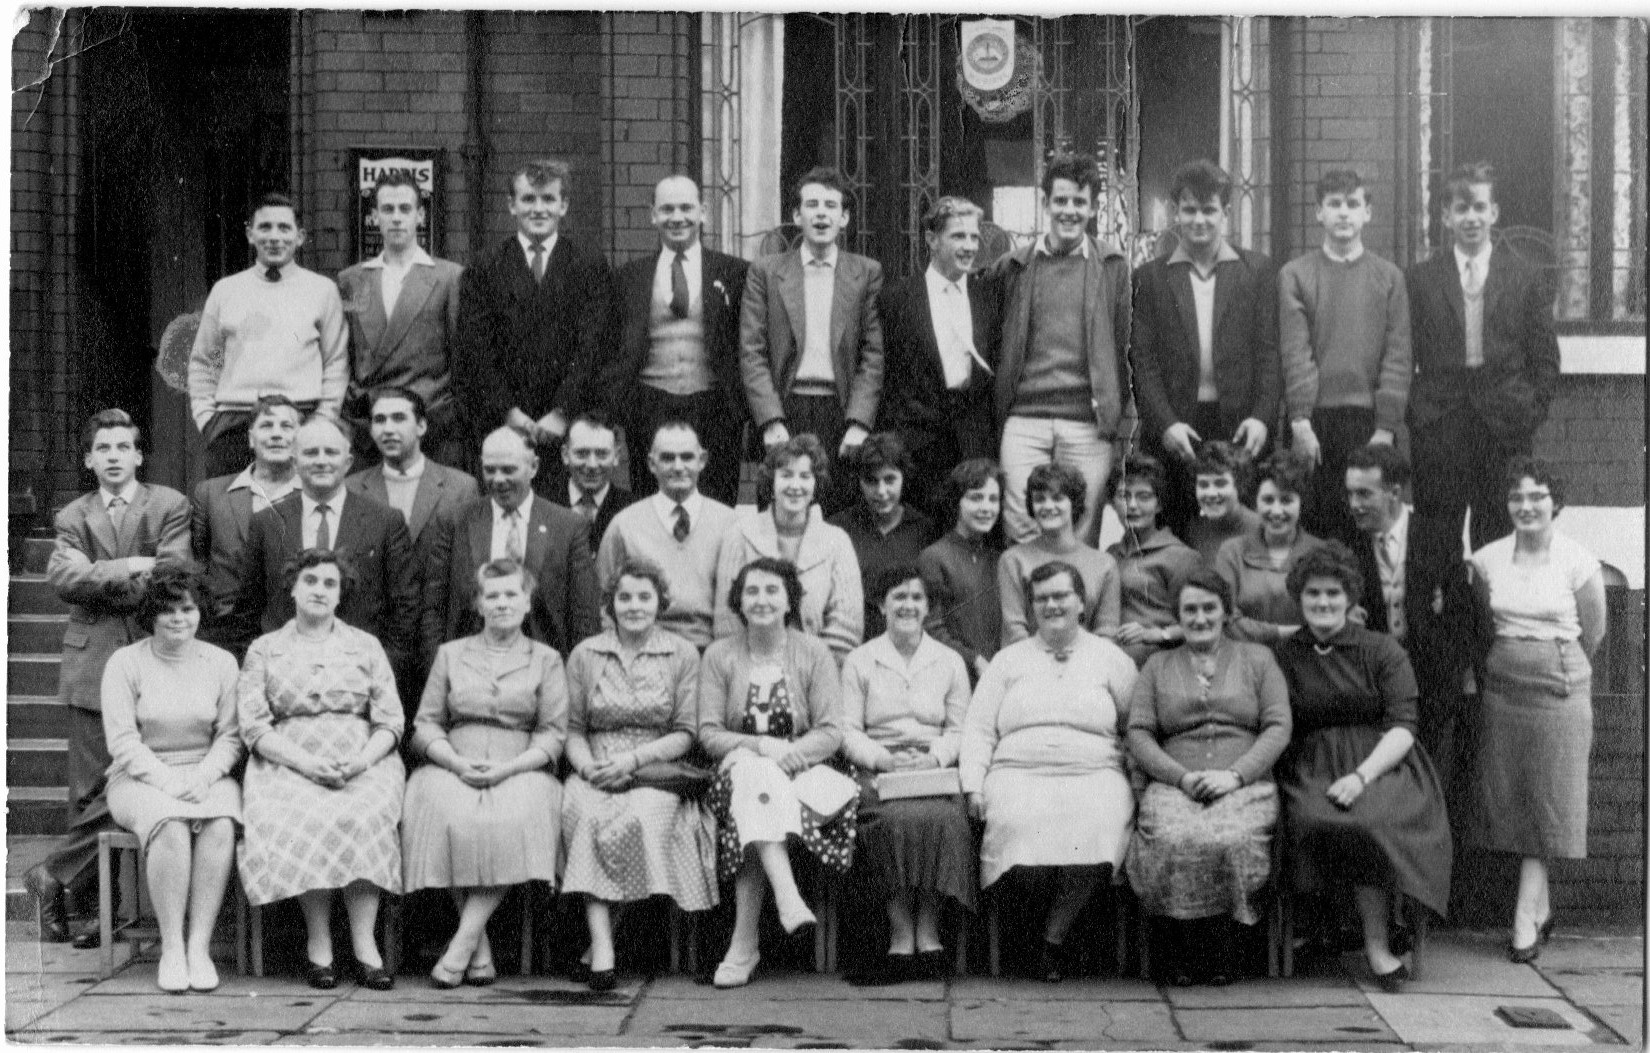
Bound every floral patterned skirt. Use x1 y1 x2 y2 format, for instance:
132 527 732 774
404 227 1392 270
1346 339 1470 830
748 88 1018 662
706 756 859 884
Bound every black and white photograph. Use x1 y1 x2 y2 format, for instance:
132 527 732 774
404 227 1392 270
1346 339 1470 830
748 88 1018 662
5 6 1645 1049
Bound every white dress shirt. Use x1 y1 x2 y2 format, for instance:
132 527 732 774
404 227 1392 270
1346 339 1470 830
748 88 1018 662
491 498 530 561
227 466 298 515
300 491 347 549
650 490 704 534
360 245 434 319
1374 504 1409 642
517 232 560 275
379 453 426 522
1454 242 1492 368
796 245 839 385
100 479 140 514
924 265 979 390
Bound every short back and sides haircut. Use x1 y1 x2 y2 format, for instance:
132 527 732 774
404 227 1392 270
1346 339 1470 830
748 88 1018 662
1170 159 1233 207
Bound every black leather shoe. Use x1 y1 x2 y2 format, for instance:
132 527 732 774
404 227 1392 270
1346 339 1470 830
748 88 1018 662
71 926 105 950
587 968 617 992
355 963 395 991
1373 962 1411 993
23 866 70 944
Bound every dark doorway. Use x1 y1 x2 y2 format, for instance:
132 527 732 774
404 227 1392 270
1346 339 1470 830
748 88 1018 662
75 8 291 493
1135 17 1222 244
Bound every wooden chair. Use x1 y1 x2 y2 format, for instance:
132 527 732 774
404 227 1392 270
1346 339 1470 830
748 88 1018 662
95 831 159 980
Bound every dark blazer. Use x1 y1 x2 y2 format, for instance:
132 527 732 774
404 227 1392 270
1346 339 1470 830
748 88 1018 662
345 459 479 548
1130 246 1281 446
603 247 750 422
876 269 1002 432
337 256 464 424
48 484 191 711
544 483 640 556
739 248 885 430
228 490 419 672
1353 529 1393 637
452 234 613 434
420 495 602 660
192 473 289 645
1405 248 1560 442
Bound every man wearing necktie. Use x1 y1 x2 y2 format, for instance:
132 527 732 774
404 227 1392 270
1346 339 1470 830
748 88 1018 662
602 175 750 505
228 416 419 707
545 412 638 555
452 159 613 477
420 426 601 664
188 192 348 479
598 420 739 650
1405 161 1561 555
873 196 1004 521
25 409 190 946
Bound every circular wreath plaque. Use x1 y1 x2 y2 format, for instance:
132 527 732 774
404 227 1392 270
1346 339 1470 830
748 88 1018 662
957 37 1039 123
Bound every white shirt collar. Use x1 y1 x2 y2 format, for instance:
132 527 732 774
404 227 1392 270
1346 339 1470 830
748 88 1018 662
1168 239 1242 275
1383 504 1410 549
800 244 839 269
100 480 139 508
381 452 426 482
301 489 346 519
1036 233 1091 258
1321 241 1365 263
492 497 529 523
1453 241 1493 275
569 481 610 509
361 246 434 270
924 262 968 294
518 231 559 262
650 489 704 528
658 240 702 267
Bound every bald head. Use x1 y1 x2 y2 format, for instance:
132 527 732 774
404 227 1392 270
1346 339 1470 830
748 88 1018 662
652 175 703 252
481 426 539 511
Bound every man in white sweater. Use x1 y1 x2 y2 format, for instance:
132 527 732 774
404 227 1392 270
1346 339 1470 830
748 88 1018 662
596 420 736 649
188 191 348 479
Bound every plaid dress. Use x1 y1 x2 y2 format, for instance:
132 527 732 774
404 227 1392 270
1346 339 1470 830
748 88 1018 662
237 622 405 906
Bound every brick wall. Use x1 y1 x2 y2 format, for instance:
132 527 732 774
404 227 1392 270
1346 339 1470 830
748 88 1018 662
1532 374 1646 508
1274 19 1407 263
601 12 696 263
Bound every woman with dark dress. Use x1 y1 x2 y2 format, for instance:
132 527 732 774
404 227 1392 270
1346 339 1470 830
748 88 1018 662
1272 542 1452 992
917 458 1005 683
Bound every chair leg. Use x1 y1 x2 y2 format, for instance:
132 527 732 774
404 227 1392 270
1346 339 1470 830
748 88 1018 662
98 837 116 980
249 903 265 978
234 880 249 976
668 902 682 975
1266 898 1282 978
1409 899 1429 981
987 896 1001 978
812 881 828 973
954 902 969 977
518 887 535 977
1280 893 1295 978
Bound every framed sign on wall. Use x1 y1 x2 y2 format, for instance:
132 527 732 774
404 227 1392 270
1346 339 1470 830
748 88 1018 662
350 147 441 258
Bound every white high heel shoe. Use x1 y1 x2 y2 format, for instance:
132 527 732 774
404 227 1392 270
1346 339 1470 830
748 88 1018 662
713 948 760 988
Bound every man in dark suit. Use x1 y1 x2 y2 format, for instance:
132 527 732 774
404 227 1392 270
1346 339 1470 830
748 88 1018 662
228 416 419 702
452 158 613 474
1406 161 1561 554
337 171 466 468
27 409 190 944
740 166 883 515
1343 443 1412 642
604 174 749 505
876 196 1002 521
345 386 478 551
193 394 302 654
421 426 601 661
543 412 637 555
1130 159 1279 540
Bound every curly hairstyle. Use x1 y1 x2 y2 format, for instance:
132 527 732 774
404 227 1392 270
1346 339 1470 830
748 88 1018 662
1026 462 1087 518
870 563 926 608
727 557 805 630
602 557 672 623
849 431 913 483
1285 540 1364 610
281 548 359 607
1173 566 1233 617
1191 440 1253 501
474 557 539 602
1504 456 1566 515
1111 453 1169 502
757 433 830 508
1042 152 1100 198
1256 448 1313 500
136 560 211 633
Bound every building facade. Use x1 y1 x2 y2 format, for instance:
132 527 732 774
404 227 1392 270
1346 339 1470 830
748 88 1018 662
8 9 1646 918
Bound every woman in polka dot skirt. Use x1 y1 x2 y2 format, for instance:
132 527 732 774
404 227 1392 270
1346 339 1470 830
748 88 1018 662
697 557 855 988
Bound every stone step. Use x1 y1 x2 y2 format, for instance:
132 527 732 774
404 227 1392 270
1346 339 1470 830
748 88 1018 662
8 612 68 654
8 574 69 616
7 787 69 836
9 738 68 786
7 695 68 740
8 653 61 696
18 536 54 574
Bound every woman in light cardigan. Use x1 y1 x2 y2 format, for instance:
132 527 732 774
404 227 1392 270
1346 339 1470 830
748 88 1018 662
840 565 975 984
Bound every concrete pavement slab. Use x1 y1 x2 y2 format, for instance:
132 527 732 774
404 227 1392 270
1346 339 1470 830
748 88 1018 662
628 995 949 1045
1343 940 1562 997
646 970 946 1001
1163 974 1367 1007
1536 965 1644 1008
1365 992 1617 1046
11 1030 288 1044
86 960 314 996
6 938 132 975
340 973 640 1005
1587 1003 1644 1046
1531 934 1644 972
301 998 631 1037
1174 1004 1397 1044
949 998 1178 1045
949 975 1160 1001
274 1032 644 1046
16 992 332 1033
4 971 98 1030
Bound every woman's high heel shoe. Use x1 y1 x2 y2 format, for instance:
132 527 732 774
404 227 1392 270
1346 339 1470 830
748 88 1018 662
429 961 464 989
1509 913 1557 964
713 949 760 989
